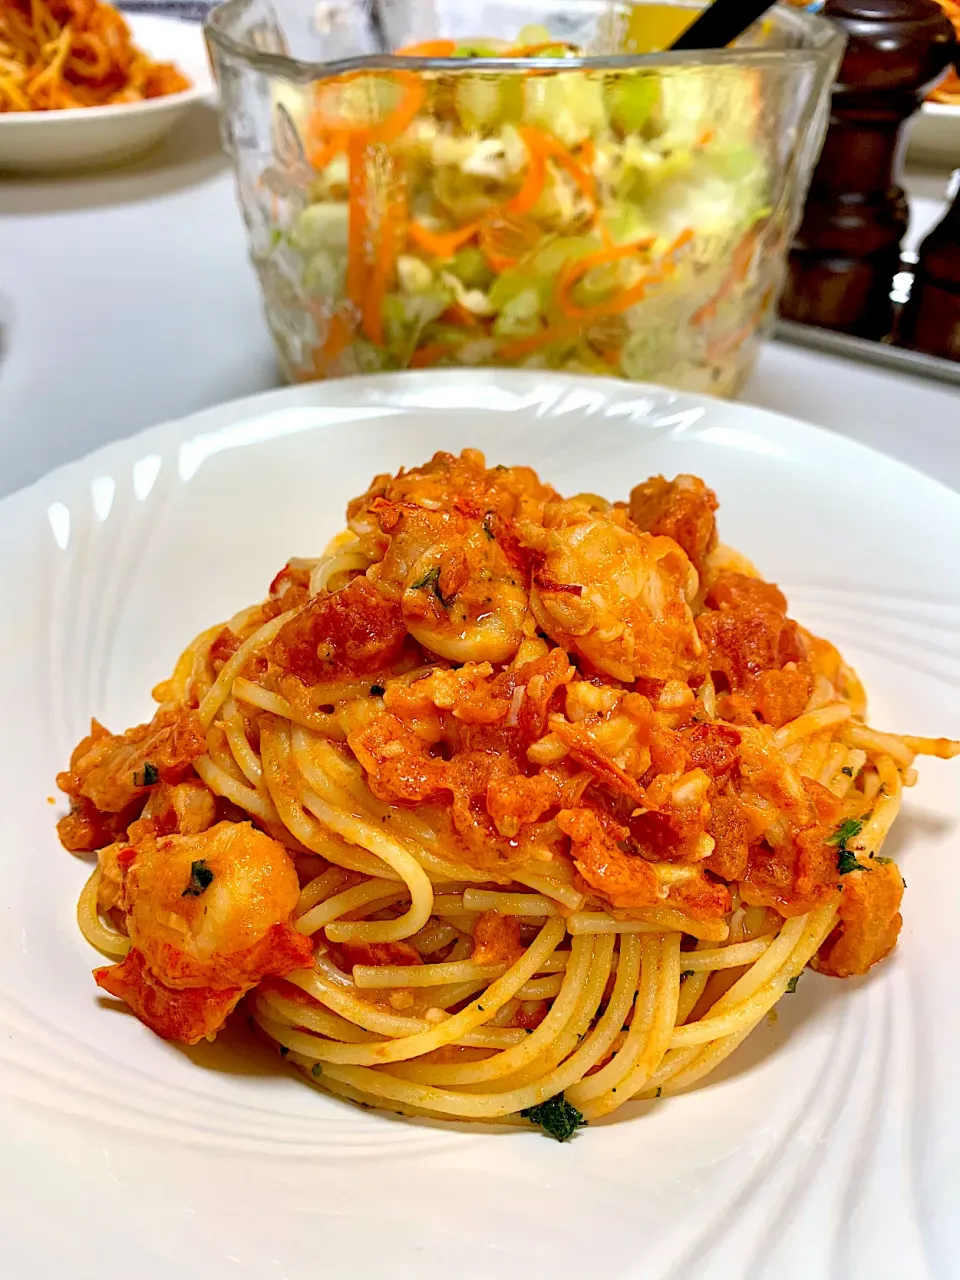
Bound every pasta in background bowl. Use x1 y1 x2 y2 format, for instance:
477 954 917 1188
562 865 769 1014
0 7 216 171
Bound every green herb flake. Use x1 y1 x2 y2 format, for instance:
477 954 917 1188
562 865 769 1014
681 970 694 979
520 1093 586 1142
827 817 870 876
369 684 386 697
181 858 215 898
133 761 159 787
786 976 800 994
411 565 451 607
837 849 867 876
311 1063 323 1078
841 766 854 777
279 1045 289 1058
655 1087 663 1098
873 855 894 865
826 818 864 848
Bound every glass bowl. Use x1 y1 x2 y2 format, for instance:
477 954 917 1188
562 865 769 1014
205 1 843 396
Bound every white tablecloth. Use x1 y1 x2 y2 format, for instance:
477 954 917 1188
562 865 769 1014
1 103 957 500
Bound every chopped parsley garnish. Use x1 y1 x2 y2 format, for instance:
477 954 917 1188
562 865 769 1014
133 761 159 787
837 849 867 876
520 1093 586 1142
873 855 893 865
181 858 215 897
841 766 854 777
681 970 694 979
311 1063 323 1078
827 818 864 848
786 976 800 994
369 684 386 697
827 818 869 876
411 565 451 607
279 1045 289 1058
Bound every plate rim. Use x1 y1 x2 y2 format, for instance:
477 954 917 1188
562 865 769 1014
7 369 959 516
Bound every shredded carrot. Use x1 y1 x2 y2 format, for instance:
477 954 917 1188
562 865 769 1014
440 303 483 330
556 229 692 323
555 238 656 320
497 230 695 361
704 287 773 363
306 309 356 379
394 39 458 57
478 214 542 271
690 225 762 327
497 321 578 361
363 169 407 346
346 135 370 310
508 130 548 215
313 69 426 144
508 126 596 216
408 220 481 260
306 128 348 170
505 40 580 57
409 342 454 368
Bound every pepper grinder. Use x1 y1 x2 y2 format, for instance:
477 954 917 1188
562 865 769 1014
898 165 960 360
780 0 955 340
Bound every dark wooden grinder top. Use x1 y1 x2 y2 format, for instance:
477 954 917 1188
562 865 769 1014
779 0 956 341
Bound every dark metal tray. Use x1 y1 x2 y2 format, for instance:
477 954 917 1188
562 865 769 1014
774 320 960 388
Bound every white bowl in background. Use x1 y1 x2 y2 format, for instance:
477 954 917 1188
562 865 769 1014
0 13 216 174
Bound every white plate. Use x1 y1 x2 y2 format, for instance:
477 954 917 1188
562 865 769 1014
1 371 958 1280
0 14 215 173
906 100 960 167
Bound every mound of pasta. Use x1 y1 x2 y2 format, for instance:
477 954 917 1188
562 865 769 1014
0 0 190 113
58 451 958 1138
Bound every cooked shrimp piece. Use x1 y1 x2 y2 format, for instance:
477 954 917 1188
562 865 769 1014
348 449 556 665
95 821 313 1044
628 474 719 580
269 575 408 682
94 951 247 1045
127 777 217 841
557 807 731 920
57 708 206 816
525 503 702 682
97 779 218 914
814 860 904 977
365 502 530 664
471 910 524 966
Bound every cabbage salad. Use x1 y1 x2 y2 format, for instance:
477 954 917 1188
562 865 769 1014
272 26 779 394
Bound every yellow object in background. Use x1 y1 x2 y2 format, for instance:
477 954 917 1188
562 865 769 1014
624 3 699 52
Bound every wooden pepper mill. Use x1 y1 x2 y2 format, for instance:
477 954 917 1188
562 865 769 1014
898 168 960 360
780 0 955 340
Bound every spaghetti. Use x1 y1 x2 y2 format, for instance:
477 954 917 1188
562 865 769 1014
0 0 190 113
57 451 958 1138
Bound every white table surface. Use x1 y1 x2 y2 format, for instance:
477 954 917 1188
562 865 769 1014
1 102 958 500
